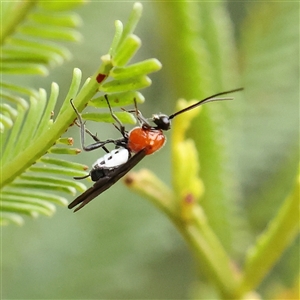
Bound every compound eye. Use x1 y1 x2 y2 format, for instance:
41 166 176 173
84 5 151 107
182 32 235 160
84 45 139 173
153 114 171 130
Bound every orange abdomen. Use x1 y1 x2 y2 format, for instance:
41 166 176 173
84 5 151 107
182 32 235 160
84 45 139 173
128 127 166 155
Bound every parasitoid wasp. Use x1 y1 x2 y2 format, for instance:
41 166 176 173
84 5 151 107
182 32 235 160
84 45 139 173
68 88 243 212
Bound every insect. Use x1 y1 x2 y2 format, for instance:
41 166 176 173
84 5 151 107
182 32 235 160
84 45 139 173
68 88 243 212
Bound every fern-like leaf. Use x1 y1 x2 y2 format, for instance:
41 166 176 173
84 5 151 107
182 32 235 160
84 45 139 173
0 2 161 225
1 1 84 131
1 2 86 225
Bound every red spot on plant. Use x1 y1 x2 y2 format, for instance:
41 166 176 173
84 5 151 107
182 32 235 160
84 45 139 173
184 193 194 204
96 73 106 83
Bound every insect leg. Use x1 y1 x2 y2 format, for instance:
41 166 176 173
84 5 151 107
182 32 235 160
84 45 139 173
70 99 112 153
74 120 99 142
121 99 152 128
104 95 127 138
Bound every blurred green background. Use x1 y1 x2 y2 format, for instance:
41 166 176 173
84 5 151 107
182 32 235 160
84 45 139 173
2 1 298 299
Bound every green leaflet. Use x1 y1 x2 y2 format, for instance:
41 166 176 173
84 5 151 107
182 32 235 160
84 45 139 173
0 2 162 225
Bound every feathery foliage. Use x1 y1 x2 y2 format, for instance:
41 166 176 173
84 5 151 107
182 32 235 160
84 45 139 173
0 2 161 225
1 1 85 225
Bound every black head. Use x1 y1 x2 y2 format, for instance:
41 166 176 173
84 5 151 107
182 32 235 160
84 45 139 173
152 113 171 131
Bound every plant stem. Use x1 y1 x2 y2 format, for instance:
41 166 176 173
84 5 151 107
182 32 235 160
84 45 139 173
240 176 300 294
125 169 242 299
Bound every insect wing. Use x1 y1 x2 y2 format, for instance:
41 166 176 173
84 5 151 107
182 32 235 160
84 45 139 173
68 150 146 212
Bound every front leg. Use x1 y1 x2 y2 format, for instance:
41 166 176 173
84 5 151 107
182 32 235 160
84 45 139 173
70 99 110 153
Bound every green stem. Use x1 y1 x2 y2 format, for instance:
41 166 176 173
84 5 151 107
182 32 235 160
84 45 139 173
239 175 300 294
178 207 241 299
125 169 241 299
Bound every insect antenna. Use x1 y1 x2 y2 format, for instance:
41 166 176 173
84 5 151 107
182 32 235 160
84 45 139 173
168 87 244 120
